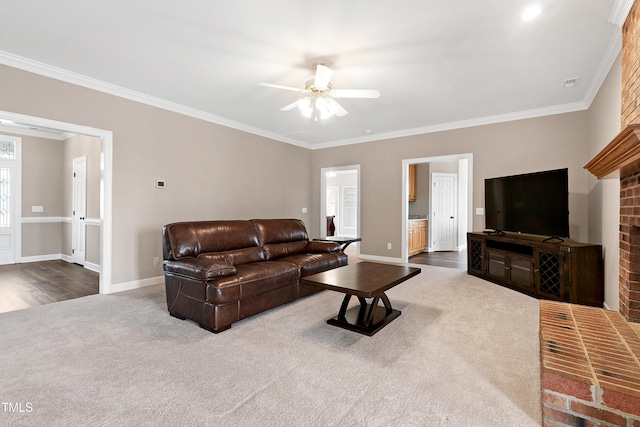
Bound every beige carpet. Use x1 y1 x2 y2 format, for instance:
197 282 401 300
0 265 541 426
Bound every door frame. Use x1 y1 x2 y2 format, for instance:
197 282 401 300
320 165 360 250
0 134 22 265
0 110 113 294
401 154 473 263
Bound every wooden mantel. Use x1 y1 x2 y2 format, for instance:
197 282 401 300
585 124 640 179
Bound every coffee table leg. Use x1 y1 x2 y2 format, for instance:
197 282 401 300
328 292 401 336
337 294 352 320
363 296 380 326
380 293 393 315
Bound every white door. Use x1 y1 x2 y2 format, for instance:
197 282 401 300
432 173 457 251
340 186 357 237
0 135 21 265
72 156 87 265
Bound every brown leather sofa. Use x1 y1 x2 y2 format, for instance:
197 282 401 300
162 219 348 333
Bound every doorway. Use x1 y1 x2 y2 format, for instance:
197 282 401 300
321 165 360 241
0 110 113 294
401 154 473 263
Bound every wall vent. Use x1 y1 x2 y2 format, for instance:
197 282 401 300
284 131 319 142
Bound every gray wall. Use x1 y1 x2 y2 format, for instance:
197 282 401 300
0 64 312 285
587 53 622 310
20 133 64 257
311 112 591 258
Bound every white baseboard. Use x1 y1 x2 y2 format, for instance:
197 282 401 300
21 254 64 263
603 301 612 311
357 254 403 264
109 276 164 294
21 254 101 275
84 262 101 273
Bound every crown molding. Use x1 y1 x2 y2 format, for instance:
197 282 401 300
0 50 311 149
610 0 634 26
583 30 622 109
309 101 589 150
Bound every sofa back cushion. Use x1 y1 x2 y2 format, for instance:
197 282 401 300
251 219 309 260
197 247 265 266
162 220 262 263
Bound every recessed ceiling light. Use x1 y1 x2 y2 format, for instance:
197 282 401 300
522 5 542 21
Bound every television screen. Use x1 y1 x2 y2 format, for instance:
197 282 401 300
485 168 569 238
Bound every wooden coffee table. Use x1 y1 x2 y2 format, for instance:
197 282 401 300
301 262 421 336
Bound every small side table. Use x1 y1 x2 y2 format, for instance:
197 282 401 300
313 236 361 251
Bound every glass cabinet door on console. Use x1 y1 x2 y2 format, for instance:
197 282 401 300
487 249 534 290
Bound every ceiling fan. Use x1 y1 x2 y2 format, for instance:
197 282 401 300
258 63 380 121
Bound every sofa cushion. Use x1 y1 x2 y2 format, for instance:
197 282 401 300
197 247 265 266
279 252 348 277
262 240 309 260
163 220 260 260
251 219 310 260
207 261 300 304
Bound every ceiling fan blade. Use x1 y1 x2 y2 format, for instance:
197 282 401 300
332 89 381 99
314 64 333 90
258 82 304 92
280 101 299 111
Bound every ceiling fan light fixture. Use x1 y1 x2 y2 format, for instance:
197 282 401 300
297 97 314 118
318 96 340 120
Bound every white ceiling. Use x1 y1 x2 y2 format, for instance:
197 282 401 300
0 0 628 149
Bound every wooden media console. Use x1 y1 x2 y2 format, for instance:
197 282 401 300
467 232 604 306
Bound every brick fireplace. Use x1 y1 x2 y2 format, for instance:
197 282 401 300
540 2 640 426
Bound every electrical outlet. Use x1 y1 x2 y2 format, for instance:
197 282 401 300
387 243 392 250
153 257 160 266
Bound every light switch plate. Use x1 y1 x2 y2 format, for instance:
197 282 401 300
476 207 484 215
32 206 44 213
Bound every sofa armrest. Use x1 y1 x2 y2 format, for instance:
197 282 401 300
163 258 237 281
305 241 341 253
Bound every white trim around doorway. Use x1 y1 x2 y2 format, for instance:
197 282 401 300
0 110 114 294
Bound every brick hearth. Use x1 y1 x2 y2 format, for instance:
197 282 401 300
540 300 640 426
544 2 640 426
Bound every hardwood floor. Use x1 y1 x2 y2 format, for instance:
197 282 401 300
345 243 467 270
409 250 467 270
0 260 99 314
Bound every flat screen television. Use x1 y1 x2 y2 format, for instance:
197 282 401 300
485 168 569 238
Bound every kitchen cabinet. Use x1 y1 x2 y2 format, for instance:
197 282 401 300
408 164 416 202
408 219 427 256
